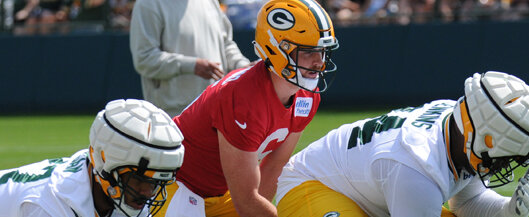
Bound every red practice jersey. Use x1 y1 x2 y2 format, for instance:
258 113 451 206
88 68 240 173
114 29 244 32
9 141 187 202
174 61 321 197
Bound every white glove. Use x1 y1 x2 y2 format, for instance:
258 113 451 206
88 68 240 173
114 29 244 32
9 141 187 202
503 171 529 217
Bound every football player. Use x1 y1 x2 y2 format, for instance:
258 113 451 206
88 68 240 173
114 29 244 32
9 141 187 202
0 99 185 217
276 71 529 217
158 0 339 216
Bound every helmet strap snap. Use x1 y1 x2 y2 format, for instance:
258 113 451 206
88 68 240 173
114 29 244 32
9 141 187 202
281 69 293 78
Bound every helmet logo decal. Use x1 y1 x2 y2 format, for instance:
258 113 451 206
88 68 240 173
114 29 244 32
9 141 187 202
323 211 340 217
267 8 295 30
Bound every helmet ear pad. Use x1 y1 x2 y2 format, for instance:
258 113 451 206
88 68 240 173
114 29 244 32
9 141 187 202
454 71 529 187
452 98 482 175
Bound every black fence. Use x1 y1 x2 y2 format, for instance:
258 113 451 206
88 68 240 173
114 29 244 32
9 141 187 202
1 21 528 113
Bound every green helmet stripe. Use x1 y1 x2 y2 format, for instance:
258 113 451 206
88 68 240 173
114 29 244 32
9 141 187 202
298 0 331 38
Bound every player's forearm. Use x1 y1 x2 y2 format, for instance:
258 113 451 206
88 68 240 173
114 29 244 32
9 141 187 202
234 193 278 217
258 178 278 201
259 160 283 201
451 189 509 217
258 133 299 201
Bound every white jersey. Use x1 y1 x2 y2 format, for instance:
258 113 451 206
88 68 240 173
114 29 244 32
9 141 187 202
0 149 143 217
277 100 486 217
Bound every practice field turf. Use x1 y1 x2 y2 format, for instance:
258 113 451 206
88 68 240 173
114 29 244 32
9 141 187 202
0 109 522 196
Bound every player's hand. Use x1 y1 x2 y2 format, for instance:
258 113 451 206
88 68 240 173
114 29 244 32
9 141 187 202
15 9 30 21
195 59 224 81
503 171 529 217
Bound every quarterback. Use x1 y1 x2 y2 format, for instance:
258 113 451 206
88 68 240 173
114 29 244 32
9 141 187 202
276 71 529 217
0 99 185 217
159 0 339 216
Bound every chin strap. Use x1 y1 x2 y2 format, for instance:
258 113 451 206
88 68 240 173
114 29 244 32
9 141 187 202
88 159 114 217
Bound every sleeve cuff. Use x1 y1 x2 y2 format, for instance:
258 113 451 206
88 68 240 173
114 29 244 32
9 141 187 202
180 56 198 75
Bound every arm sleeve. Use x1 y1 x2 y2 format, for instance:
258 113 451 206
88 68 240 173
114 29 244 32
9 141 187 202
20 202 53 217
449 176 509 217
372 159 444 217
220 11 250 71
129 0 196 80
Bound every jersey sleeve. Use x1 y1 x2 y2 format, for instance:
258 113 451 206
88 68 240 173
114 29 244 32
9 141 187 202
212 85 267 152
20 202 54 217
448 177 509 217
372 159 444 217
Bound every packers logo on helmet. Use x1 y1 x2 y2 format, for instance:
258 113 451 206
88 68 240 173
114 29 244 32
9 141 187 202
254 0 339 93
268 8 295 30
323 211 340 217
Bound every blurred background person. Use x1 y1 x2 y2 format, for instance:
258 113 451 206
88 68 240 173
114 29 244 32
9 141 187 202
13 0 70 34
129 0 251 117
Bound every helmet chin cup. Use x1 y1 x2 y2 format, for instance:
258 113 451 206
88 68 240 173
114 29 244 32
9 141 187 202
288 70 319 91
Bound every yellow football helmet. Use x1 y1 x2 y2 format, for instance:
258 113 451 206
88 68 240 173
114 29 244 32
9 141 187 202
253 0 339 93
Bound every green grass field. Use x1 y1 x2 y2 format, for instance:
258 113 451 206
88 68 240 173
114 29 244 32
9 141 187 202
0 109 522 197
0 115 93 169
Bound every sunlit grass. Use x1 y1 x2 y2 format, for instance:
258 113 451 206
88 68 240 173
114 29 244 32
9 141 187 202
0 115 92 169
0 109 523 198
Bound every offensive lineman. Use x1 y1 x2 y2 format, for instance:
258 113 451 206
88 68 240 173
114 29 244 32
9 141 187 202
0 99 185 217
276 71 529 217
159 0 339 216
